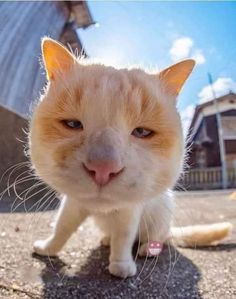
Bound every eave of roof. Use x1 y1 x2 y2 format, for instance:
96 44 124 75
189 92 236 131
67 1 95 29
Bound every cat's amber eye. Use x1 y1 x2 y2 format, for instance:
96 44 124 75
62 120 83 130
132 127 153 138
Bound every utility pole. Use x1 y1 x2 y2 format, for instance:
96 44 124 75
208 73 227 189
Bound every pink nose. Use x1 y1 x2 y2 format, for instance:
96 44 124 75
83 160 124 186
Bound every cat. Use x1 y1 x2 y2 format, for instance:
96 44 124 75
30 38 232 278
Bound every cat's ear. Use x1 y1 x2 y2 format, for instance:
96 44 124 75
159 59 195 96
41 37 76 81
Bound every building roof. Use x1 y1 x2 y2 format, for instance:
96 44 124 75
188 92 236 141
0 1 95 118
67 1 95 28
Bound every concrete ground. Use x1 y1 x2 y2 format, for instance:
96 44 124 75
0 190 235 299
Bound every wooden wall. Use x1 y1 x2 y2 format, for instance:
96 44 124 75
0 105 28 195
188 109 236 170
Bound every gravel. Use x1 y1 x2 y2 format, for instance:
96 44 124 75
0 190 235 298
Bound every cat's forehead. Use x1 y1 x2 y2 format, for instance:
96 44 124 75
72 63 161 106
77 64 153 92
83 65 129 93
43 63 166 127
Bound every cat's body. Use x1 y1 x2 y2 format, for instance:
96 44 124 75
30 38 232 278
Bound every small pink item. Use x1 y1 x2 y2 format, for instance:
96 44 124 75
147 241 163 256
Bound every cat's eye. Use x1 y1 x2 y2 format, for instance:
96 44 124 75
62 120 83 129
132 127 153 138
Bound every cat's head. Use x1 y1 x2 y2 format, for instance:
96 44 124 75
29 38 195 211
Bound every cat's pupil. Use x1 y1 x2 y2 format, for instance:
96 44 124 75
132 127 152 138
63 120 83 129
137 128 144 134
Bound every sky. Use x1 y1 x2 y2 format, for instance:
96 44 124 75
78 1 236 133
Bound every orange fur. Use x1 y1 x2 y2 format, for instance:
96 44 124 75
171 222 233 247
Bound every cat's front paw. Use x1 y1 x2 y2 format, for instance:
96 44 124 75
109 260 137 278
33 239 58 257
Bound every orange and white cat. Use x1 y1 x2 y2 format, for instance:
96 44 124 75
30 38 232 278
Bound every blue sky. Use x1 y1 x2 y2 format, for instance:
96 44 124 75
78 1 236 132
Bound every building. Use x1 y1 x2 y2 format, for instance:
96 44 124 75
0 2 94 195
180 92 236 190
0 1 94 118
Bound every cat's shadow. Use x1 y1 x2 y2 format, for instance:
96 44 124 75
33 244 203 299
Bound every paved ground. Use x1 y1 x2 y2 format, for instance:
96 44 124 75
0 190 235 299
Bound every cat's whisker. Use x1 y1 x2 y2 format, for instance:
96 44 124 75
27 189 56 214
11 179 41 205
134 215 141 264
12 173 37 200
8 166 34 190
138 211 161 285
161 240 173 293
136 200 177 288
154 204 182 293
21 181 45 201
10 176 41 209
26 190 57 229
161 238 181 297
22 181 46 213
29 193 57 230
11 184 52 213
0 173 35 202
133 210 150 284
6 165 31 196
27 193 58 243
10 180 41 213
0 161 30 184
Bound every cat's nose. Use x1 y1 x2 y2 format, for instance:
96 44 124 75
83 160 124 186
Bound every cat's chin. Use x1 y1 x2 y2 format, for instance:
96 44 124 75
58 190 144 213
40 169 159 211
71 194 132 212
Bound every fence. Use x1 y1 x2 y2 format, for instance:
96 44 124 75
178 167 236 190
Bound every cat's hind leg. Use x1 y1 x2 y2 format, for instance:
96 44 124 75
33 196 87 256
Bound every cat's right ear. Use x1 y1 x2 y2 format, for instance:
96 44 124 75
41 37 76 81
159 59 195 97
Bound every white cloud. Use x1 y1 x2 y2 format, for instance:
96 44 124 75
169 36 206 65
192 49 206 65
169 37 193 62
180 104 195 136
198 77 236 104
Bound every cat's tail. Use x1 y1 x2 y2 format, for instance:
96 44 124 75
170 222 233 247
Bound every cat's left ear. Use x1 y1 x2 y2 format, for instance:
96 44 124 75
41 37 76 81
159 59 195 97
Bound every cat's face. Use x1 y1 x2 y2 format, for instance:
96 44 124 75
29 38 195 211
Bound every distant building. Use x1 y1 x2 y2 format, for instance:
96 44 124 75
0 1 94 193
180 92 236 190
188 92 236 169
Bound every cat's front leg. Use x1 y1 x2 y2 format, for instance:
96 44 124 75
33 196 87 256
108 206 142 278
